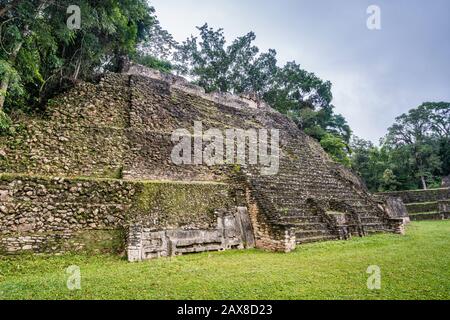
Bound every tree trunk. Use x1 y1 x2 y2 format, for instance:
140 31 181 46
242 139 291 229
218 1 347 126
0 0 46 111
0 41 23 111
72 56 82 81
420 176 427 190
0 78 10 110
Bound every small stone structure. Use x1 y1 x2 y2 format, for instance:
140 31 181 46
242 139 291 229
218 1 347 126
127 207 254 261
378 188 450 221
0 63 405 261
442 175 450 188
373 195 410 224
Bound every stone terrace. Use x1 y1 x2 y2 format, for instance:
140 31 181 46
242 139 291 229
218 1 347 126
0 64 405 260
378 188 450 221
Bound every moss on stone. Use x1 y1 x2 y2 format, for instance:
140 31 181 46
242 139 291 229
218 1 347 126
133 181 231 219
135 183 160 212
72 230 126 255
0 173 234 244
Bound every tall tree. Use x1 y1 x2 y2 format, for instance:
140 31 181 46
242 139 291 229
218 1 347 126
385 102 448 189
175 24 352 164
351 103 449 191
0 0 156 120
175 24 259 93
0 0 46 112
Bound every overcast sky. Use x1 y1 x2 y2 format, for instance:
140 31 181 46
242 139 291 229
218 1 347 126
151 0 450 143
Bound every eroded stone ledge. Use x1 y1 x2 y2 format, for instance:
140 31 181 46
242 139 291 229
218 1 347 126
0 173 246 260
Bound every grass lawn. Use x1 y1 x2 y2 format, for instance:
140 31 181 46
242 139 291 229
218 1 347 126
0 221 449 300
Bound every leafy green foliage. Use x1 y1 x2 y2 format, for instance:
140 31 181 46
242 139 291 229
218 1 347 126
0 0 156 113
351 102 450 191
134 54 172 73
175 24 352 148
0 109 11 132
320 133 351 167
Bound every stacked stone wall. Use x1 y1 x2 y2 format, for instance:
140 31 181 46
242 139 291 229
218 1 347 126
377 188 450 221
0 64 404 258
379 189 450 204
0 174 239 257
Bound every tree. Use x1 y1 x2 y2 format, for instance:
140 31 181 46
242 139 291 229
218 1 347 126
424 102 450 139
0 0 21 18
350 137 390 191
351 103 449 191
0 0 46 114
0 0 156 122
320 133 351 167
385 102 448 189
424 102 450 177
175 24 262 93
381 169 401 191
175 24 352 156
138 18 177 61
134 54 173 73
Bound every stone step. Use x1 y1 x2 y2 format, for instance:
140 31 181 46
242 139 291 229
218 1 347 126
363 224 387 233
296 235 339 245
279 208 312 215
251 177 342 191
362 222 385 227
279 215 323 223
295 229 332 238
360 217 384 224
409 211 439 216
252 182 345 191
365 229 387 235
405 202 439 214
252 177 345 185
290 222 330 230
245 156 393 241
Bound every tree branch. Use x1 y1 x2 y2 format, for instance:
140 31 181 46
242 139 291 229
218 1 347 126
0 0 21 18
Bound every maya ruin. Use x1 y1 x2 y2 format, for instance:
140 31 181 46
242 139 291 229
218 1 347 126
0 63 408 262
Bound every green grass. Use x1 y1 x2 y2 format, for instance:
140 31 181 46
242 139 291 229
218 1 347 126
0 221 449 300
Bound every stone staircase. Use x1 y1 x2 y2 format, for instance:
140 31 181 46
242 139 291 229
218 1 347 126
241 135 393 245
378 188 450 221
